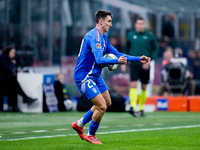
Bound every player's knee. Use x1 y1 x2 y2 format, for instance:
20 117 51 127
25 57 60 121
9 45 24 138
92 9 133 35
130 82 137 88
141 84 147 90
98 104 107 113
102 104 107 112
130 84 137 88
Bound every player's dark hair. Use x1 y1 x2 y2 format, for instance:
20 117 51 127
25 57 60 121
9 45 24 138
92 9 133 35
3 45 15 58
135 17 144 23
95 10 112 24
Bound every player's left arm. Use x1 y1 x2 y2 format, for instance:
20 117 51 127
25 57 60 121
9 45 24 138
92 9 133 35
150 34 159 60
106 41 141 62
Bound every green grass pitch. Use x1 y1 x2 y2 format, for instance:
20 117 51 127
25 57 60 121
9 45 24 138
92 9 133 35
0 111 200 150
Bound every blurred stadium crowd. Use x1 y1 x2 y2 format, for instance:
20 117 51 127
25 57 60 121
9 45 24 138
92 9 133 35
0 0 200 112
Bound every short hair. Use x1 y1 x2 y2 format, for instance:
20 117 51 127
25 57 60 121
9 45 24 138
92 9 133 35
135 17 144 23
94 10 112 24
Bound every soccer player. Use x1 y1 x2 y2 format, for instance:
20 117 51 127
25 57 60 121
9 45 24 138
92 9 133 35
123 17 158 117
71 10 151 144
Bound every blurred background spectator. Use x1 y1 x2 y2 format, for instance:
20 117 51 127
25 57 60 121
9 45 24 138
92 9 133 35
54 73 71 111
0 46 36 112
162 14 175 39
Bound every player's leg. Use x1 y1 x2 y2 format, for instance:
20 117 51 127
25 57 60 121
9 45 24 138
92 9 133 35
129 81 138 116
73 107 94 140
138 83 147 116
89 94 106 126
85 93 106 144
72 78 99 140
72 78 105 143
75 91 109 129
72 94 105 143
84 76 109 144
101 90 112 108
96 76 112 108
76 76 109 128
76 106 94 128
129 63 140 116
138 67 150 117
129 81 138 109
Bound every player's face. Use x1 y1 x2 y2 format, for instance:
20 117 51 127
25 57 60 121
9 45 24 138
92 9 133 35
102 15 112 32
135 19 145 32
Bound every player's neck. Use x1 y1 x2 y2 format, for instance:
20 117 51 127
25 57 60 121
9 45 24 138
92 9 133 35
96 25 105 35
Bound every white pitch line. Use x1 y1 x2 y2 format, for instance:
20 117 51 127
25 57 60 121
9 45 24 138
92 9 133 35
12 132 26 134
55 129 69 131
135 124 145 126
152 123 163 126
99 126 109 128
1 124 200 141
1 135 67 141
117 125 127 127
98 125 200 134
32 130 48 133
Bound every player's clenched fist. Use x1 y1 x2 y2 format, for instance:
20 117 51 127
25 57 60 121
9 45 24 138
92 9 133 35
140 55 151 65
118 55 127 64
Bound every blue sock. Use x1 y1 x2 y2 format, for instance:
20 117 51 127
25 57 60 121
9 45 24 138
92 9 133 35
89 120 100 135
82 109 93 126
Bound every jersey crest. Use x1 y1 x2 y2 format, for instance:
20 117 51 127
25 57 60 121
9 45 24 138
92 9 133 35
96 43 101 49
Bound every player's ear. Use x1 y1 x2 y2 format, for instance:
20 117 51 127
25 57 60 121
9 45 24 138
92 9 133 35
99 19 103 25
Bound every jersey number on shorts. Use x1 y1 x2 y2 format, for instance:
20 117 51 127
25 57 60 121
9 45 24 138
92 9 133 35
86 80 93 89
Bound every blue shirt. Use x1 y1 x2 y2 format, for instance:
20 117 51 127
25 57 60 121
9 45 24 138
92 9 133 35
74 27 140 81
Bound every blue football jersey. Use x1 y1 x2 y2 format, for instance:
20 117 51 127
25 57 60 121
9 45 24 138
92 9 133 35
74 27 140 81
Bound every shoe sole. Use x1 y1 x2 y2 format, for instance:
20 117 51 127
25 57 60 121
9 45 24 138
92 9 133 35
85 138 102 144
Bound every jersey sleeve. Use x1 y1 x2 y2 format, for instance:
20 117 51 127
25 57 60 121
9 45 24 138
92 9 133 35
106 38 140 62
90 29 118 65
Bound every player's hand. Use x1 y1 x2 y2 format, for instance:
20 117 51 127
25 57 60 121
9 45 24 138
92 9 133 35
140 55 151 65
118 55 127 64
